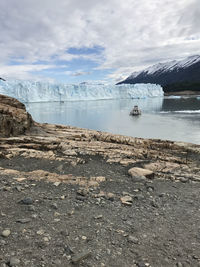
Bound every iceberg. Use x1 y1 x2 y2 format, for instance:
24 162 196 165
0 80 163 103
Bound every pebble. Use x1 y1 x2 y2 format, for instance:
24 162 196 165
60 230 69 236
9 257 20 266
77 188 88 196
94 215 103 219
37 229 45 235
27 205 36 211
107 193 115 201
53 259 62 265
20 197 33 205
180 177 188 183
176 262 183 267
1 229 11 237
136 262 147 267
51 203 58 209
151 200 159 208
16 186 23 192
147 186 154 192
120 195 133 206
134 194 144 201
0 240 6 245
71 250 91 264
76 195 86 201
53 182 61 186
16 218 31 224
128 235 139 244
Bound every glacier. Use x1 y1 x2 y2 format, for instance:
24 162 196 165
0 80 163 103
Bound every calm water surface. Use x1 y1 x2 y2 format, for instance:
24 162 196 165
26 97 200 145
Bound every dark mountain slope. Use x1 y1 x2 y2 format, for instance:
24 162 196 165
118 55 200 92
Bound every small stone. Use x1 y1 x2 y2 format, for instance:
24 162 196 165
176 262 183 267
2 229 11 237
43 237 49 242
60 195 65 200
180 177 188 183
128 235 139 244
16 218 31 224
60 230 69 236
82 236 87 240
57 164 63 172
120 195 133 206
53 259 62 265
107 193 115 201
20 197 33 205
193 255 199 259
9 257 20 266
3 186 11 191
71 250 91 264
77 188 88 196
54 182 61 186
134 194 144 200
27 205 36 211
76 195 86 201
94 215 103 219
37 229 45 235
0 239 6 245
136 262 146 267
128 167 154 179
16 186 23 192
51 203 58 209
151 200 159 208
147 186 154 192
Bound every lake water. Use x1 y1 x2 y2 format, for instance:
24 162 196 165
26 96 200 145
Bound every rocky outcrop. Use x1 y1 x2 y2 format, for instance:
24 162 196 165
0 94 33 137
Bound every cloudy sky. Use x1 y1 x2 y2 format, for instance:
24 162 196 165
0 0 199 83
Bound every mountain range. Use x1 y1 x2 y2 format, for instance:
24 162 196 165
117 55 200 92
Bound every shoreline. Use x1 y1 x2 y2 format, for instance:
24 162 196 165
164 90 200 96
1 94 200 266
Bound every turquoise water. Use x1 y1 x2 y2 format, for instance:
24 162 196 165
26 97 200 145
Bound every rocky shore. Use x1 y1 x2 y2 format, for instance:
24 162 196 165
0 95 200 267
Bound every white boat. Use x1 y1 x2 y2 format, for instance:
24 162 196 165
130 105 141 116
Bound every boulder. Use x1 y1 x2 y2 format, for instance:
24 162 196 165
128 167 154 179
0 94 33 137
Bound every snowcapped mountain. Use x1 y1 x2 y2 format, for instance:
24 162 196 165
118 55 200 92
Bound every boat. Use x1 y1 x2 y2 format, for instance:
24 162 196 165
130 105 141 116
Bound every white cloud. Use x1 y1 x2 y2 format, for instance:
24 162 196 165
0 0 199 81
0 64 58 80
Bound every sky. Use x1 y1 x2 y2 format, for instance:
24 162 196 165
0 0 199 84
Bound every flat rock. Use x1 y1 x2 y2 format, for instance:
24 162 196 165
128 167 154 179
120 195 133 206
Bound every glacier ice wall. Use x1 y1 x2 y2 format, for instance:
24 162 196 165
0 80 163 103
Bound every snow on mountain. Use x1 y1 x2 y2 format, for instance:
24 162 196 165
118 55 200 92
128 55 200 78
0 80 163 103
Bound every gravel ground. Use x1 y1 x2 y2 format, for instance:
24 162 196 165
1 155 200 267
